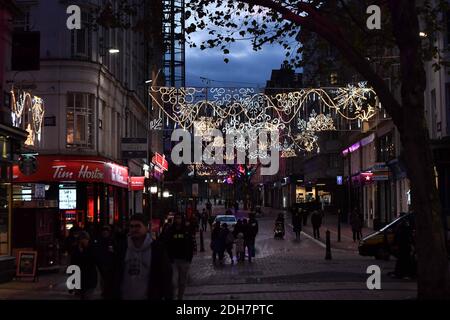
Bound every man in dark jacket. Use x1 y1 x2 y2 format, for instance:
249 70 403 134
165 213 195 300
114 214 172 300
93 225 116 299
246 215 259 262
311 210 323 239
292 207 303 241
70 231 97 300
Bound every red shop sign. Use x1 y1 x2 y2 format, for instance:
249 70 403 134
152 153 168 171
129 176 145 191
12 155 129 188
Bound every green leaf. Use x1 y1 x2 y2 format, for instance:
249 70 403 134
224 49 230 54
224 58 229 63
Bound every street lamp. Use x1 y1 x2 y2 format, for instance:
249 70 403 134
163 191 170 198
108 48 120 54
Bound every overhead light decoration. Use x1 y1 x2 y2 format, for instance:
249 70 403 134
11 88 45 146
149 83 377 155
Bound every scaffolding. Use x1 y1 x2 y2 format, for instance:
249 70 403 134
162 0 185 88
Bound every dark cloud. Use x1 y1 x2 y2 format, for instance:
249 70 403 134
186 39 287 87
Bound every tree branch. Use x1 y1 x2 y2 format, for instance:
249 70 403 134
240 0 404 130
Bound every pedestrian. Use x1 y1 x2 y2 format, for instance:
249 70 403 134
70 231 98 300
350 210 363 242
233 219 243 238
246 215 259 261
223 224 235 264
166 213 195 300
206 200 212 216
390 218 416 279
211 221 224 264
115 214 173 300
311 210 323 239
186 216 198 253
234 201 239 214
208 214 215 231
292 207 302 241
201 209 208 232
235 233 245 262
94 225 116 299
302 208 309 226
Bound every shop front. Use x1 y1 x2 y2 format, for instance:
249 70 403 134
11 155 128 269
0 124 27 282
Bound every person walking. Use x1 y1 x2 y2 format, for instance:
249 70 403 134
246 215 259 262
206 200 212 216
350 210 363 242
292 207 303 241
223 224 235 264
235 233 245 262
94 225 116 299
390 218 416 279
211 221 223 264
201 209 208 232
115 214 173 300
233 219 243 238
208 214 215 231
166 213 195 300
70 231 98 300
311 210 323 239
234 201 239 214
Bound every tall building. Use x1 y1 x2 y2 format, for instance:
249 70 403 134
4 0 163 270
0 0 27 282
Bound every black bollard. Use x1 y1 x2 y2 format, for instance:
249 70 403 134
325 230 332 260
200 229 205 252
337 209 341 242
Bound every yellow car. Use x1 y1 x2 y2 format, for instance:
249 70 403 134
358 213 415 260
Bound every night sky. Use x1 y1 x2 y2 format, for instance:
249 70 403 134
185 29 288 88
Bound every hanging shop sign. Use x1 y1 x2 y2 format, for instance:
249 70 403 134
129 176 145 191
12 155 129 188
152 152 168 171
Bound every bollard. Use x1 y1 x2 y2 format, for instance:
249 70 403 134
325 230 332 260
337 209 341 242
200 229 205 252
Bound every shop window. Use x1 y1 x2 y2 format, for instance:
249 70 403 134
377 132 395 162
66 93 94 149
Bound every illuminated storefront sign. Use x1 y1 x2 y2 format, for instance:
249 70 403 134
12 155 129 188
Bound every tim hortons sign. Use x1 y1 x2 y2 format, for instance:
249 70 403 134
13 155 129 188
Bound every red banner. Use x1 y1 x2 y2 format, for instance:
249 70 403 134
13 155 129 188
129 176 145 191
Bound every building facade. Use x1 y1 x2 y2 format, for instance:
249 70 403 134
3 0 163 270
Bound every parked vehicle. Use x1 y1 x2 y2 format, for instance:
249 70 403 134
214 215 237 228
358 213 415 260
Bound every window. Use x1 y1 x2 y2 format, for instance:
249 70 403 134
377 132 395 162
66 93 94 148
71 11 92 59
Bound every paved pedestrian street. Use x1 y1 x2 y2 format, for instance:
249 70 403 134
184 208 416 300
0 206 417 300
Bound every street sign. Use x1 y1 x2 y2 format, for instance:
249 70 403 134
121 138 147 159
